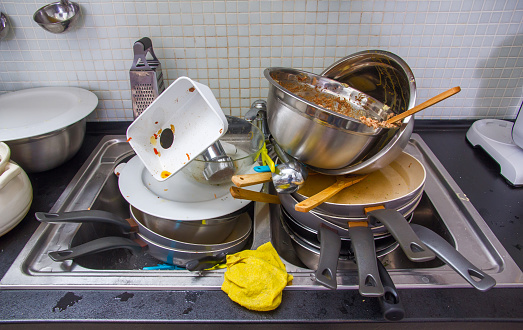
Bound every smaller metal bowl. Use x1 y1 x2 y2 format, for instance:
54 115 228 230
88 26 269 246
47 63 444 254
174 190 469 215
181 116 265 185
0 12 10 40
33 0 80 34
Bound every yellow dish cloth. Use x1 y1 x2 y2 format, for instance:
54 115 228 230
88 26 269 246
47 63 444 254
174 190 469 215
221 242 293 311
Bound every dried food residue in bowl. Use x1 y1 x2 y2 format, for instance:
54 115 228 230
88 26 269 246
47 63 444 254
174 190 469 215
274 74 398 129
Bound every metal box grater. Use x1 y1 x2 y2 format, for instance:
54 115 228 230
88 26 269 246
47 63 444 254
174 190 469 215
129 37 165 119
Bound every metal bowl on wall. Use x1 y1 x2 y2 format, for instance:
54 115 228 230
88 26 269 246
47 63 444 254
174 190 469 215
33 0 81 34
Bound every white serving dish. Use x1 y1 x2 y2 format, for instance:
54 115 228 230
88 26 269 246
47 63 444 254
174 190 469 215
126 77 227 181
118 155 261 221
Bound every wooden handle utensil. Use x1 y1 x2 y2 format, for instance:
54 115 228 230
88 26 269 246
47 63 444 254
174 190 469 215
229 186 281 204
294 175 368 213
231 172 272 187
386 86 461 125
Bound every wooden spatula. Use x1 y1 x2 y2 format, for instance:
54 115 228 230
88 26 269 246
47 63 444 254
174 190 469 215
385 87 461 125
294 175 368 213
229 186 281 204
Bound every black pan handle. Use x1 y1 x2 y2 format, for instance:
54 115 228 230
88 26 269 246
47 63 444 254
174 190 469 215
377 259 405 321
347 225 384 297
135 37 153 51
47 237 144 262
411 224 496 292
35 210 137 234
315 224 342 290
185 252 227 272
367 209 435 262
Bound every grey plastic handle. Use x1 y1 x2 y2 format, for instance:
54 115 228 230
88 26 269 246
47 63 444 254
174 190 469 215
315 224 342 290
377 259 405 321
411 224 496 292
48 237 143 262
35 210 136 234
347 225 384 297
367 209 435 262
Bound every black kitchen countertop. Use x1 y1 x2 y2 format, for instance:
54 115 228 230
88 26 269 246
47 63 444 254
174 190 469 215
0 120 522 329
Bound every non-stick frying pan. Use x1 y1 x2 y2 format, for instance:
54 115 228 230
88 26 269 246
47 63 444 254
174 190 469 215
36 208 252 270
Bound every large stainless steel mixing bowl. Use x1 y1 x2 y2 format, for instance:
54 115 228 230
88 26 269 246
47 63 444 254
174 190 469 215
5 119 86 173
312 50 417 175
264 67 395 170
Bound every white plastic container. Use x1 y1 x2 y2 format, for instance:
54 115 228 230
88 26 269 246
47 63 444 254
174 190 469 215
126 77 227 181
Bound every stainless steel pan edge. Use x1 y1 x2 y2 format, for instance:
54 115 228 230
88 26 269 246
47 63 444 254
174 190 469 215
280 190 423 234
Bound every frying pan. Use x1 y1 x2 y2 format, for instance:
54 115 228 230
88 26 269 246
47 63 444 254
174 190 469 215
46 233 238 271
283 217 405 320
287 152 434 262
36 208 252 270
232 152 434 293
293 151 426 216
37 207 252 251
279 208 396 297
282 207 496 293
116 155 261 244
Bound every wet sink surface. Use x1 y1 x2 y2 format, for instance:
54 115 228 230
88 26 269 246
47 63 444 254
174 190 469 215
1 134 522 290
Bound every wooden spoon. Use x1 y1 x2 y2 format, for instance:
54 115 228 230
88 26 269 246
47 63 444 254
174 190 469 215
386 86 461 125
294 175 368 213
229 186 280 204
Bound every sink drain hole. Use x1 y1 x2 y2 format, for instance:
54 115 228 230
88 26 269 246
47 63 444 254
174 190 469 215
160 128 174 149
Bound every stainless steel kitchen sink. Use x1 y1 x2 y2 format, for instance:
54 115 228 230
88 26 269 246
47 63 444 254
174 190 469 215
1 134 522 290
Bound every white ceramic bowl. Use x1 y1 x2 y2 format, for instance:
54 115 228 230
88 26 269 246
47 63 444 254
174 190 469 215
0 142 10 175
0 160 33 237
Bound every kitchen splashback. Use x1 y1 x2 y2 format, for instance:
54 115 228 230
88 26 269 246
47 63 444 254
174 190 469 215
0 0 521 122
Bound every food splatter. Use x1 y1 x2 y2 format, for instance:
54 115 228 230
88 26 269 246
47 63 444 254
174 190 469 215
154 148 161 157
186 153 190 160
126 137 132 142
170 124 175 133
189 87 195 92
161 171 171 179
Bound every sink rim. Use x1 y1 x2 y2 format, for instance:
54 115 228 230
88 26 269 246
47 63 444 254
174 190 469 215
1 134 522 290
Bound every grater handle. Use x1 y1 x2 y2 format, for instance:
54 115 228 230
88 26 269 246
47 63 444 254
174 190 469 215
136 37 152 51
132 37 159 70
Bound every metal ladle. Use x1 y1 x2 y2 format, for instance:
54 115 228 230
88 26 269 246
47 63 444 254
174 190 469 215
33 0 81 34
270 137 308 194
231 138 308 194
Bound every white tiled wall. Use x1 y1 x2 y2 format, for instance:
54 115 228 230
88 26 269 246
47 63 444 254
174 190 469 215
0 0 522 122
